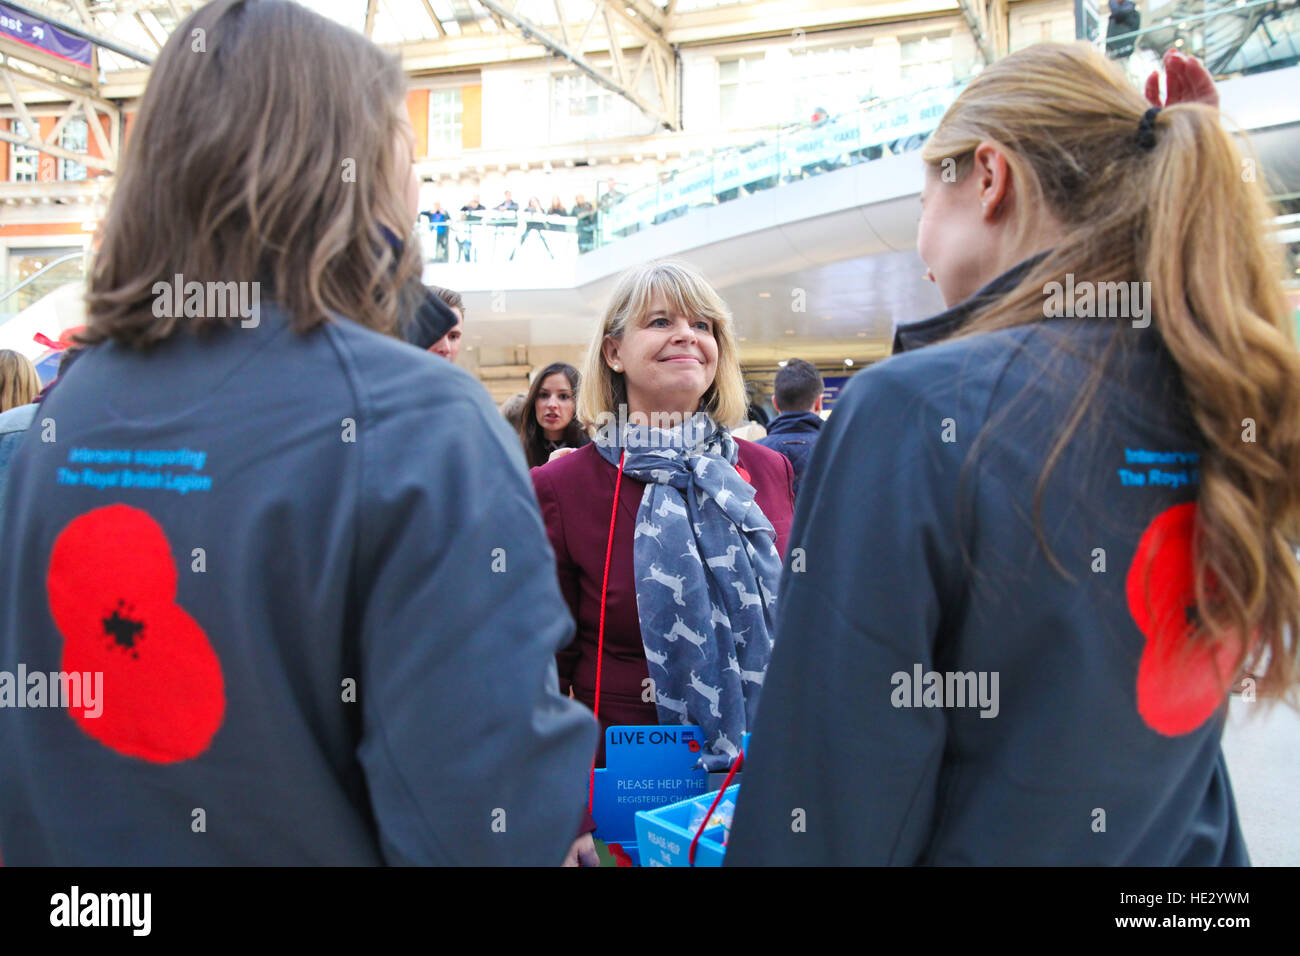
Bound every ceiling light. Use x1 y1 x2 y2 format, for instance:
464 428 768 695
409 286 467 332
778 360 788 367
758 292 771 298
844 359 854 366
784 329 795 335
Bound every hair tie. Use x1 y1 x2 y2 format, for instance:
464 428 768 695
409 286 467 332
1136 107 1161 151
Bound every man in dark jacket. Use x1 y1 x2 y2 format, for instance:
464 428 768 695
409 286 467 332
398 277 457 352
756 359 824 496
0 301 598 865
1106 0 1141 58
0 346 81 533
0 400 36 532
424 202 451 262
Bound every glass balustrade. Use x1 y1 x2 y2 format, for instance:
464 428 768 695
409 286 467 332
406 0 1297 268
0 255 87 329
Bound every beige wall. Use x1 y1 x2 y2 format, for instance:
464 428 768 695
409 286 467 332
1007 0 1078 51
461 343 588 406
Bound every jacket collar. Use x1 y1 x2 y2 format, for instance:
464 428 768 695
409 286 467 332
891 252 1048 355
767 411 823 434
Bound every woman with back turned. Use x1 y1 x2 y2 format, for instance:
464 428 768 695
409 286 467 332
729 45 1300 865
0 0 595 866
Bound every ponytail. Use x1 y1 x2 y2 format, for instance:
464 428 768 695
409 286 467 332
1142 104 1300 699
922 42 1300 699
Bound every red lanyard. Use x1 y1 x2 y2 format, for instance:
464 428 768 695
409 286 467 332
585 448 746 861
689 749 744 867
587 449 625 813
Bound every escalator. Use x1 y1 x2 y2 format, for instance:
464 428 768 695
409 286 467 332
0 252 88 382
1116 0 1300 74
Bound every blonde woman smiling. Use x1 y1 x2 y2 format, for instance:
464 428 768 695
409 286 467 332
532 259 795 864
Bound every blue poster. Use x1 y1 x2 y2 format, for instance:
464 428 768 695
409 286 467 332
590 725 711 851
0 4 94 67
822 375 852 410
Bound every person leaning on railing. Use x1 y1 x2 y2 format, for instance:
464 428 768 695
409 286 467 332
572 194 596 252
1106 0 1142 59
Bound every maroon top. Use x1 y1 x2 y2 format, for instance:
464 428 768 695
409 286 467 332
531 439 796 756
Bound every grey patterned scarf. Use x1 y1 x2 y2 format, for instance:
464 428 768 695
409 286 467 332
594 413 780 770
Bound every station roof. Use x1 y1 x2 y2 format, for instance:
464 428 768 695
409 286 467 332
16 0 966 78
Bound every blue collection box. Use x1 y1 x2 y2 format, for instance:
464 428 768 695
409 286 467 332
634 784 740 867
589 725 749 866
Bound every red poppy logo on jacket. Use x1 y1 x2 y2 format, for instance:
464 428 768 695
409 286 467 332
1126 502 1238 737
46 504 225 762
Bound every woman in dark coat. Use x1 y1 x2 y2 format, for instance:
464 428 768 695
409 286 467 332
728 45 1297 866
532 259 795 865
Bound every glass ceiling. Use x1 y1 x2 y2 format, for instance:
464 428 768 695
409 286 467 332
310 0 683 45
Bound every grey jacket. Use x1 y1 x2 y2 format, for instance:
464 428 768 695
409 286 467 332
729 268 1247 865
0 304 597 864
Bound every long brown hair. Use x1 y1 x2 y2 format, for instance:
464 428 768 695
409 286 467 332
521 363 588 468
82 0 419 348
922 43 1300 700
0 349 40 412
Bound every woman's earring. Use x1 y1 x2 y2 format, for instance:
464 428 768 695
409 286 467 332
612 363 621 371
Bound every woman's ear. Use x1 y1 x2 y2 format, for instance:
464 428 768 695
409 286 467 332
972 140 1012 220
601 335 621 370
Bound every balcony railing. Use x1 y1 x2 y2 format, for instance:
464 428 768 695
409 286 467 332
420 85 961 266
0 252 87 326
1103 0 1300 75
418 0 1300 268
592 85 959 247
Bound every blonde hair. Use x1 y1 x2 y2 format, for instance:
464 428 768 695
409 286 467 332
923 42 1300 700
0 349 40 412
578 259 747 429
